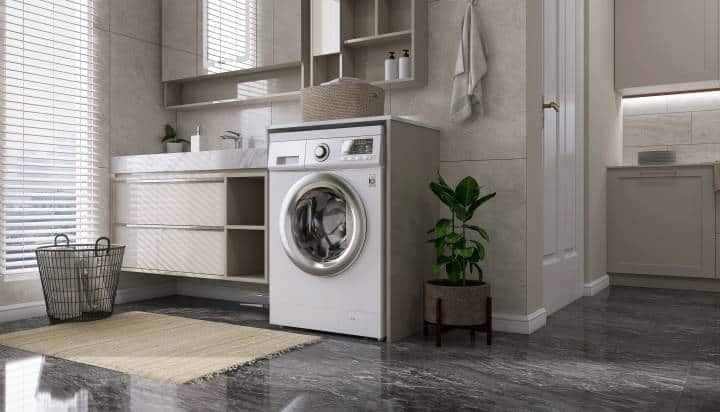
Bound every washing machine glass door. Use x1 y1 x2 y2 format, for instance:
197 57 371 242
280 172 367 277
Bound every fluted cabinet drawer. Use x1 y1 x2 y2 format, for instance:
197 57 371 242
115 226 225 276
114 180 225 226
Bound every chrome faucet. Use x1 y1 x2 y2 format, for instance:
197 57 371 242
221 130 242 149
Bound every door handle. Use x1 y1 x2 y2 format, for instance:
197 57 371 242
543 101 560 112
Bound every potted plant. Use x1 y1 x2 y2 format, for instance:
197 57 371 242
162 124 188 153
425 173 496 346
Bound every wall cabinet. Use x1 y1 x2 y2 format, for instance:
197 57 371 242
615 0 720 95
607 166 716 278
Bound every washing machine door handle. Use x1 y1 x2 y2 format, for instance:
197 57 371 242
279 172 367 277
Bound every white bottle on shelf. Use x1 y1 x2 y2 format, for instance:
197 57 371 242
384 51 398 81
399 49 411 80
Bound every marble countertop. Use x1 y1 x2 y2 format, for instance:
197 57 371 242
111 148 267 174
607 162 717 169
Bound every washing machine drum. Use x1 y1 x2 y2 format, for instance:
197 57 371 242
280 173 366 277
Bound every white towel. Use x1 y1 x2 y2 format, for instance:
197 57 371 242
450 0 487 123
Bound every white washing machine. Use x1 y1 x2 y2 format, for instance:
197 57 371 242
268 125 385 339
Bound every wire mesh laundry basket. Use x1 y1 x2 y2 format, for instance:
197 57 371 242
35 235 125 324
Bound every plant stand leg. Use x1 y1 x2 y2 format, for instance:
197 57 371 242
435 298 442 348
486 296 492 346
423 321 428 337
470 329 475 344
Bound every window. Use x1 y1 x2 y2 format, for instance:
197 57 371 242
204 0 258 73
0 0 107 275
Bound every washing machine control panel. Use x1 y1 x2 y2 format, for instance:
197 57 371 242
338 138 373 161
305 135 381 168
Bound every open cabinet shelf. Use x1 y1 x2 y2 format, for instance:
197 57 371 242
164 61 306 111
310 0 426 87
344 30 412 47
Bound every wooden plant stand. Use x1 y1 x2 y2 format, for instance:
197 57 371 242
423 297 492 347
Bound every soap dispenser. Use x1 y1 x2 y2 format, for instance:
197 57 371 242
191 125 207 152
399 49 411 79
384 51 398 81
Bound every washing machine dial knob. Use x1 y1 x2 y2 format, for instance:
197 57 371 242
314 144 329 161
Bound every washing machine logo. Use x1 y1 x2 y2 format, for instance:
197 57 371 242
368 174 377 187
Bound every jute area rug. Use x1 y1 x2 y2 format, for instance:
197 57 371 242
0 311 320 384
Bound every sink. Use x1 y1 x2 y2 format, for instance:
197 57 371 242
111 148 267 174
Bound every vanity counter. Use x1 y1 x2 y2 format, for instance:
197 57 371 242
111 148 267 174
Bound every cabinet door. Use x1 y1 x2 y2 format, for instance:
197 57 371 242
615 0 719 94
311 0 341 56
114 226 225 275
607 167 715 278
113 178 225 227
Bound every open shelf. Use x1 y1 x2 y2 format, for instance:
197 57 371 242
227 176 265 226
310 0 426 88
226 230 265 280
344 30 412 47
164 61 305 111
166 91 301 112
166 61 302 85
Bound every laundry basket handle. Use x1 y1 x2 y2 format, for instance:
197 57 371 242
94 237 111 257
53 234 70 247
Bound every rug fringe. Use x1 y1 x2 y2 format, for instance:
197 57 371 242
189 337 322 383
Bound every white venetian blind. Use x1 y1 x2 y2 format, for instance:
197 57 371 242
205 0 258 73
0 0 107 275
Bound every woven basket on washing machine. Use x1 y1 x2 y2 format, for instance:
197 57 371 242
301 82 385 122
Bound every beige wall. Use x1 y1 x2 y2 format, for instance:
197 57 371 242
392 0 533 316
0 0 176 310
584 0 622 284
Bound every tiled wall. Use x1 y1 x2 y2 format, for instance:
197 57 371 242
623 91 720 164
101 0 177 156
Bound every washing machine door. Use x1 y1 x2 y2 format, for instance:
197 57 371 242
280 172 367 277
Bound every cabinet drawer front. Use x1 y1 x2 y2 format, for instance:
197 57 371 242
114 179 225 226
114 226 225 276
607 167 715 278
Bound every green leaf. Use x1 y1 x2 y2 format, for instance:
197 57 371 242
434 219 452 237
444 233 463 244
434 237 447 256
464 225 490 242
453 206 471 222
467 192 497 216
458 247 474 258
436 172 451 190
455 176 480 206
430 182 459 210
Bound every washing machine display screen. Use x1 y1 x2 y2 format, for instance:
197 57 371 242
292 188 348 262
344 138 373 155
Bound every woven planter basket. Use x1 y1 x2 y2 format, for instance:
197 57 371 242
302 83 385 121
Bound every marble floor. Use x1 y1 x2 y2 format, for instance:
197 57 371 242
0 286 718 411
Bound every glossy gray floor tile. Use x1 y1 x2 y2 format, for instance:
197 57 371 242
0 286 718 411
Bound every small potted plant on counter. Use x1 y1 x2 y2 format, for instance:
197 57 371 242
425 173 496 347
162 124 188 153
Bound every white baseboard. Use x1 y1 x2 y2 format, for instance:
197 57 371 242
176 279 268 305
0 284 177 324
492 308 547 334
583 275 610 296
